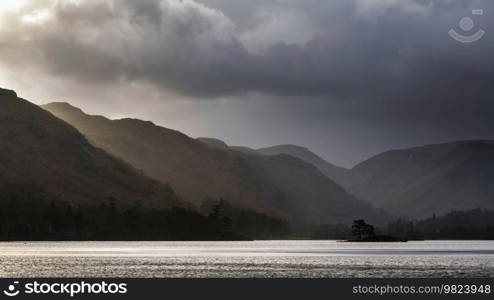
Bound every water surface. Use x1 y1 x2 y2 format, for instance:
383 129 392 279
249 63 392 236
1 240 493 278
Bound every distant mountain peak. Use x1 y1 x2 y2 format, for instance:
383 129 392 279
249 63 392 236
257 144 349 184
118 118 156 126
45 103 161 128
44 102 84 114
197 137 229 150
261 144 310 152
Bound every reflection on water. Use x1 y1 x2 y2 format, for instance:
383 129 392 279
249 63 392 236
1 241 493 278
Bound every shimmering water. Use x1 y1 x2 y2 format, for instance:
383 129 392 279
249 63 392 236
1 241 493 278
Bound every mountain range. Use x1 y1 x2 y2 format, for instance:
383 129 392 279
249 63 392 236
3 85 492 227
43 102 386 225
249 142 494 219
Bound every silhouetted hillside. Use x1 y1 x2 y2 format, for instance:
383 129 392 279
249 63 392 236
0 88 182 209
44 103 387 225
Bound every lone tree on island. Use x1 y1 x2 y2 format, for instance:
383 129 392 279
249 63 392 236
351 219 375 241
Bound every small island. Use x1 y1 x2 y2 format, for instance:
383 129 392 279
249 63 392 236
346 219 407 242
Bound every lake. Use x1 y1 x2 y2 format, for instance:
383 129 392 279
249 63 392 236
1 240 494 278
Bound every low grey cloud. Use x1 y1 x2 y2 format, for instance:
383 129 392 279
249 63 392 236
0 0 493 166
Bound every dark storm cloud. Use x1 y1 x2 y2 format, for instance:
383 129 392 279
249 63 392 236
1 0 493 166
1 0 493 100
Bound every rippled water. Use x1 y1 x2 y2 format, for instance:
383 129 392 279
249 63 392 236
1 241 493 278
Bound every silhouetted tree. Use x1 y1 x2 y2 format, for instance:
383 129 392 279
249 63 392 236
387 209 494 240
352 219 375 240
209 204 221 221
0 183 249 241
200 198 291 239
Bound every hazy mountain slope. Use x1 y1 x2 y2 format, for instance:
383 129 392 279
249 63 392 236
229 146 258 155
0 88 182 208
343 141 494 218
243 153 381 223
44 103 276 213
199 139 259 155
44 103 387 224
203 142 349 184
196 138 229 150
257 145 348 183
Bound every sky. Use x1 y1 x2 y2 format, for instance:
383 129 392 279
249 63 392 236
0 0 493 167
